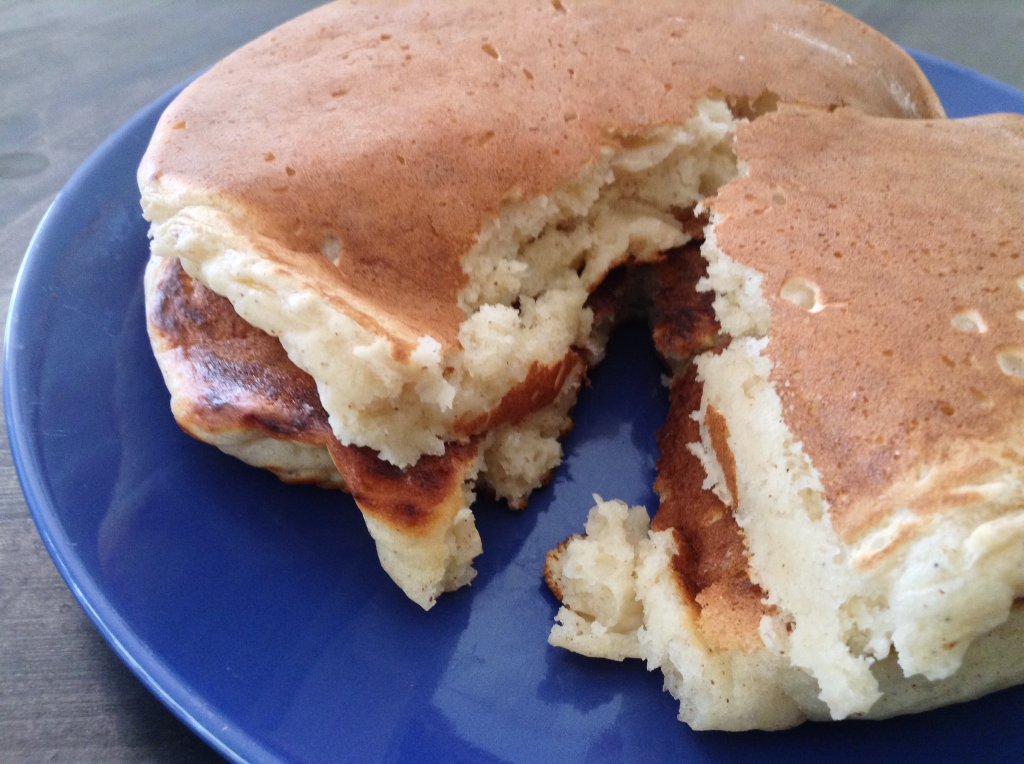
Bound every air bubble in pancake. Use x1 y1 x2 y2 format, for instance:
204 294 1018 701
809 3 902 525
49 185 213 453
780 277 821 312
996 348 1024 379
322 231 342 264
951 310 987 333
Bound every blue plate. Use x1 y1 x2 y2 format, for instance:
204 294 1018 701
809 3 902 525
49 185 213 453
6 51 1024 764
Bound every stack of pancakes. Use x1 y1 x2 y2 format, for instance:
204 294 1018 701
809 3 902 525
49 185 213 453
140 0 1024 729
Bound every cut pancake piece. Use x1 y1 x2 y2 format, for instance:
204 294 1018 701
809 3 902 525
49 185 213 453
697 107 1024 717
548 372 1024 729
326 439 483 608
545 495 650 662
145 252 582 607
547 370 811 731
547 108 1024 727
140 0 943 470
548 495 1024 730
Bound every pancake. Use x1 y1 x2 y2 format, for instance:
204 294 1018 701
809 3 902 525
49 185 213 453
139 0 942 468
544 107 1024 728
138 0 945 613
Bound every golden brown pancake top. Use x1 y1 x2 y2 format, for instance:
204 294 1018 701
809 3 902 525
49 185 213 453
140 0 942 357
707 107 1024 544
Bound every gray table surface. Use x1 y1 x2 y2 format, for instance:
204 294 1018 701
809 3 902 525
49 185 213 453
1 2 1022 762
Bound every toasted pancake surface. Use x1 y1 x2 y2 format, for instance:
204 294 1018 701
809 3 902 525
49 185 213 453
650 244 725 366
145 255 485 606
145 254 345 485
140 0 946 469
140 0 941 357
706 108 1024 545
654 367 771 654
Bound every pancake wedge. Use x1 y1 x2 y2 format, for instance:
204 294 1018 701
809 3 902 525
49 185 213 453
546 108 1024 728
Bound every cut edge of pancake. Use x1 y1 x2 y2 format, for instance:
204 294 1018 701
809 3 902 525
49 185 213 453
144 252 588 608
544 109 1024 727
546 497 1024 730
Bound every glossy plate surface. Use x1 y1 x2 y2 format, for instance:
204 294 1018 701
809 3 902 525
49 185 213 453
6 52 1024 764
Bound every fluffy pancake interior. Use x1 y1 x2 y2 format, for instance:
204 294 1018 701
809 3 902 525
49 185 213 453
455 98 739 382
546 496 1024 730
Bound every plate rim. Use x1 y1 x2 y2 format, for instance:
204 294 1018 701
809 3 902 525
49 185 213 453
2 79 271 764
